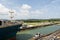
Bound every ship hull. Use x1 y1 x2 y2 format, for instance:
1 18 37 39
0 24 22 40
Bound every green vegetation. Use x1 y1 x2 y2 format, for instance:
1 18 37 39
19 19 60 25
21 19 60 23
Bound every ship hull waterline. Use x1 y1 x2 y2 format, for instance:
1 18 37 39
0 24 22 40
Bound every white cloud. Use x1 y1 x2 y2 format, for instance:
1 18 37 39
0 4 17 19
18 4 31 19
0 4 9 14
18 4 48 19
0 4 17 15
0 4 32 19
21 4 31 10
31 10 40 14
31 9 48 14
0 4 9 19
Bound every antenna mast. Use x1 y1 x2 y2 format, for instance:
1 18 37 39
9 9 14 22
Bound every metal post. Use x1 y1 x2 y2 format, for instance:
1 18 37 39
9 9 14 22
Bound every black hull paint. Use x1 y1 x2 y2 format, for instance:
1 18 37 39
0 24 22 40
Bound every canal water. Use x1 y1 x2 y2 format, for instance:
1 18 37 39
16 25 60 40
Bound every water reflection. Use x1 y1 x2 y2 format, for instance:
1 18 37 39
16 34 33 40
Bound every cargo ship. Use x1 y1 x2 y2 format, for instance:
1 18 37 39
0 20 22 40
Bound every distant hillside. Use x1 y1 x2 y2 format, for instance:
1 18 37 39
16 18 60 23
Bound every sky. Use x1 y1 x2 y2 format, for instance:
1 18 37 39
0 0 60 20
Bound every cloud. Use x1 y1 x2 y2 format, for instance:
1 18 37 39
31 10 40 14
21 4 31 10
0 4 17 19
0 4 32 19
17 4 48 19
31 9 48 14
18 4 32 19
30 9 48 17
0 4 9 14
0 0 60 19
0 4 9 19
20 4 31 14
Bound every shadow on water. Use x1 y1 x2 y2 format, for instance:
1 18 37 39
16 34 33 40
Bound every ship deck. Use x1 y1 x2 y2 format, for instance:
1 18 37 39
0 22 22 28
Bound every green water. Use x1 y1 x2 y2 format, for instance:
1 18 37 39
16 25 60 40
